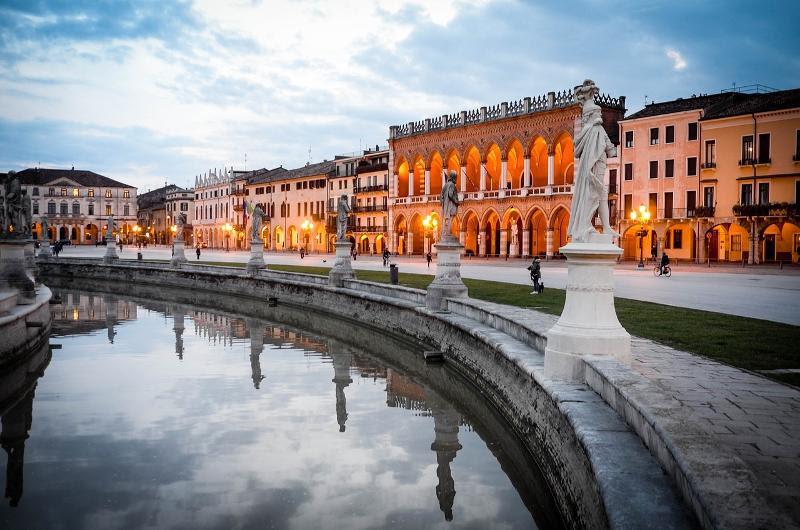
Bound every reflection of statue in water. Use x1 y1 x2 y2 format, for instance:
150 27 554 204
336 195 351 241
440 171 459 242
568 79 620 242
428 391 462 522
250 203 264 241
1 386 37 507
330 345 352 433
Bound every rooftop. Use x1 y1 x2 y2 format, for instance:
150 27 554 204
701 88 800 120
623 93 734 120
11 167 136 189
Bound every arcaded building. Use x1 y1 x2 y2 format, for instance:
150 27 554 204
388 88 626 257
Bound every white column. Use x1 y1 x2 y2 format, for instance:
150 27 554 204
500 159 508 189
499 229 508 257
80 226 85 244
393 173 399 197
523 156 531 188
479 235 487 257
460 165 467 192
441 169 446 190
407 233 414 255
546 228 554 258
480 165 487 191
522 230 530 257
424 170 430 195
547 154 555 187
408 172 414 197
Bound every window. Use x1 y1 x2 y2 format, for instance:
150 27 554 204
32 187 39 196
687 157 697 176
741 135 754 164
796 130 800 159
297 203 300 215
649 193 657 215
123 190 130 198
124 205 130 216
60 202 68 215
623 194 632 218
664 192 673 218
609 169 617 194
758 133 770 163
673 229 683 249
72 188 79 197
72 203 80 215
649 161 658 179
741 183 753 206
624 130 634 148
703 187 714 208
649 128 659 145
686 190 696 216
624 163 633 181
704 140 716 167
105 189 112 198
33 202 39 214
758 182 769 205
180 202 188 211
665 125 675 144
88 189 94 197
88 203 94 215
665 159 675 178
688 122 698 141
105 204 112 216
48 202 56 214
61 188 67 196
797 180 800 203
731 235 741 252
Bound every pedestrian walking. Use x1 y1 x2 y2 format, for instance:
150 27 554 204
382 248 390 267
300 247 305 259
196 247 201 260
426 251 432 268
527 256 542 294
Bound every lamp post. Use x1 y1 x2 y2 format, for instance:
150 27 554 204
223 222 232 252
629 205 651 268
301 219 313 253
422 213 438 254
132 225 141 246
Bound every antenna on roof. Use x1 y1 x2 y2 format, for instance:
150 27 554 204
644 94 648 106
308 145 312 164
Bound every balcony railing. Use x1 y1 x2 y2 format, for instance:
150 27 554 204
352 225 388 233
354 183 389 193
352 204 388 213
355 162 389 175
701 162 716 169
739 158 771 166
733 202 798 217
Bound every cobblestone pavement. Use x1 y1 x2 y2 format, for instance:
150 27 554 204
59 245 800 324
628 336 800 525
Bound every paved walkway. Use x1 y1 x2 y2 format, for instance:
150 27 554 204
56 245 800 325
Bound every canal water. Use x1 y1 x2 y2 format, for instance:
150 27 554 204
1 286 561 529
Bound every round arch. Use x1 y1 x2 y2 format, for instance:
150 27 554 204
550 206 571 256
502 207 524 257
481 208 501 256
409 213 424 255
374 234 385 254
759 222 799 263
396 157 410 198
527 208 548 257
412 155 426 197
461 210 480 256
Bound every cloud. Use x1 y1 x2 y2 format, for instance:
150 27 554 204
666 48 687 71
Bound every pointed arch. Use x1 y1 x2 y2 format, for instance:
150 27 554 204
506 138 524 189
529 136 548 187
485 143 502 191
464 146 481 193
553 132 574 185
429 151 444 196
412 155 426 196
396 156 409 197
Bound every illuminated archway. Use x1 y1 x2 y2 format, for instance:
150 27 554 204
396 158 410 197
527 209 547 257
485 144 501 191
412 156 426 196
502 208 523 257
465 146 481 193
530 136 548 187
553 132 574 186
462 210 480 256
429 151 443 196
409 213 424 254
506 139 524 189
394 214 407 255
550 207 570 255
481 209 501 256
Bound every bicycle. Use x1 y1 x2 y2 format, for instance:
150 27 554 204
653 264 672 277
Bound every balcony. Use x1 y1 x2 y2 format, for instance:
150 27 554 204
701 162 716 170
232 204 243 212
354 183 389 193
733 202 798 218
688 206 715 218
352 225 388 233
739 158 771 167
352 204 388 213
355 162 389 175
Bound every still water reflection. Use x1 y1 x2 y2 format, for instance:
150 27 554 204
1 288 557 529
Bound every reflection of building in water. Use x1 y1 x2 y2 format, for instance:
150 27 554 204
428 391 463 522
191 311 248 346
328 341 353 432
386 370 430 415
172 305 185 359
49 290 137 337
247 319 265 389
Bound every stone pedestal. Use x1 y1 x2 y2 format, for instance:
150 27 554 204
329 240 354 287
37 240 51 260
24 240 37 280
246 238 266 271
0 239 36 304
426 238 468 311
103 237 118 263
544 233 631 382
171 240 188 266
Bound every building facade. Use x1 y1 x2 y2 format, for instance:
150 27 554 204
10 168 137 244
193 168 235 249
388 88 626 257
618 88 800 264
165 187 195 244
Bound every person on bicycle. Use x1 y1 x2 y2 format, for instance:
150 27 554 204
660 252 670 276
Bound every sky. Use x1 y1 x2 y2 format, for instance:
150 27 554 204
1 0 798 193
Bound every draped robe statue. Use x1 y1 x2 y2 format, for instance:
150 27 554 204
567 79 620 242
440 171 459 242
250 204 264 240
175 212 187 242
336 195 351 241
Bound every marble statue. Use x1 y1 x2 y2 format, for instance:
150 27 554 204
568 79 620 242
2 171 24 236
21 190 31 235
250 203 264 240
440 170 459 241
175 212 186 241
336 195 351 240
106 215 115 240
39 216 49 240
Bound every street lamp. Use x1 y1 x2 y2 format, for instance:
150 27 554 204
300 219 313 253
629 204 651 268
422 213 439 253
223 222 232 252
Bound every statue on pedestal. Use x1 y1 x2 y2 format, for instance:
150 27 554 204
250 204 264 241
106 215 115 240
336 195 351 241
2 171 24 237
440 171 459 242
175 212 186 242
39 216 49 240
568 79 620 242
